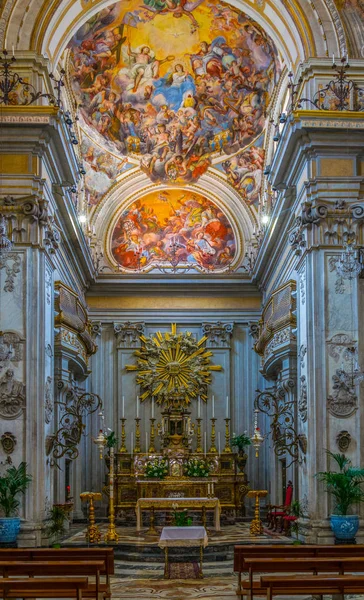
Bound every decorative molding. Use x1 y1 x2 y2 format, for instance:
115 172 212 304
0 369 26 419
45 344 53 358
44 376 53 424
328 256 345 294
337 430 352 452
114 321 144 347
298 375 307 423
298 433 307 455
57 328 88 365
55 282 97 359
45 267 53 305
288 224 306 256
327 334 355 362
0 253 21 292
327 369 358 418
0 431 16 455
299 344 307 369
0 115 52 124
248 322 260 341
299 268 306 305
202 321 234 347
0 331 24 372
90 321 102 337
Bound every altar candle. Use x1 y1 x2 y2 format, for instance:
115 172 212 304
136 395 139 418
218 432 221 456
146 432 149 453
198 396 201 419
12 45 14 57
152 397 154 419
289 61 292 73
204 432 207 456
122 396 125 419
226 396 229 419
212 395 215 418
332 53 335 65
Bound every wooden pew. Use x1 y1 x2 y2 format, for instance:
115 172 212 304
0 560 105 600
244 556 364 599
0 577 89 600
260 575 364 599
234 544 364 597
0 548 114 597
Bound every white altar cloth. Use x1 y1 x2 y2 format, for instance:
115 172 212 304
158 526 208 548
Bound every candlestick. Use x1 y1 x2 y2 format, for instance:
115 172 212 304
225 395 229 419
209 418 217 453
151 397 154 419
134 418 141 453
224 418 232 453
122 396 125 419
119 418 127 453
149 418 156 453
131 432 134 456
218 431 221 456
104 445 119 542
212 395 215 418
196 418 203 453
204 431 207 456
145 432 149 454
136 395 139 419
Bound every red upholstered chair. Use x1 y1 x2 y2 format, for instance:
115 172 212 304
266 481 293 531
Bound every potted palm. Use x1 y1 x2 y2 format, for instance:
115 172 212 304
231 432 251 472
45 504 70 548
316 451 364 543
0 462 32 543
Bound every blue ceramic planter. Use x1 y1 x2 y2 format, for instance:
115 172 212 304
330 514 359 542
0 517 21 543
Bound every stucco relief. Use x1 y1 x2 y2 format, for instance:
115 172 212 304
327 369 357 417
0 369 26 419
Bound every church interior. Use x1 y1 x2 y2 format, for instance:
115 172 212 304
1 0 364 598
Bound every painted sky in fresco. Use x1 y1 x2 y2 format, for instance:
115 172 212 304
110 189 236 272
68 0 279 186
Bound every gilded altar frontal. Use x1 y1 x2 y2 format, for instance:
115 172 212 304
1 0 364 596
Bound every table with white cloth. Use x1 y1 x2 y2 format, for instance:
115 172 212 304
135 497 221 534
158 526 208 578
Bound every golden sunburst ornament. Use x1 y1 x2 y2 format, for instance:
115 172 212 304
126 324 222 408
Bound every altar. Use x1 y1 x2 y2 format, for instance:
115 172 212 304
136 497 221 532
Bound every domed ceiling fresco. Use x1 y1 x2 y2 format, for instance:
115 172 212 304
109 189 236 272
67 0 280 272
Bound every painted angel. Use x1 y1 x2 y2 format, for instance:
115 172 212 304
143 0 204 31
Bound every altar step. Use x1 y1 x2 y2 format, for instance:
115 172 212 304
113 542 234 563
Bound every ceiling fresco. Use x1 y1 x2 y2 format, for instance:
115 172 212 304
68 0 280 192
109 189 237 272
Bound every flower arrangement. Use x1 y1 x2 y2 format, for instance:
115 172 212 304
184 457 210 478
144 457 169 479
231 432 252 454
172 503 192 527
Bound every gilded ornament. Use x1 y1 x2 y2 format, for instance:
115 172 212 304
126 323 222 407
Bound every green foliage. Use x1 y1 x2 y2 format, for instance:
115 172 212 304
316 451 364 516
288 500 304 539
184 458 210 478
0 462 32 517
45 505 69 542
171 504 192 527
231 433 252 452
145 457 169 479
105 431 117 448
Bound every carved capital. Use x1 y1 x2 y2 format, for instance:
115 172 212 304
202 321 234 347
114 321 144 347
248 322 260 341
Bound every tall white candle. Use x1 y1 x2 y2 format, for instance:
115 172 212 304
204 431 207 456
131 432 134 456
218 431 221 456
226 396 229 419
332 53 335 65
122 396 125 419
198 396 201 418
12 45 15 57
212 395 215 418
151 397 154 419
136 395 139 418
289 61 292 73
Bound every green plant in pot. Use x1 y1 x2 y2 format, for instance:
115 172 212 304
45 504 70 548
0 462 32 544
316 451 364 543
231 432 251 472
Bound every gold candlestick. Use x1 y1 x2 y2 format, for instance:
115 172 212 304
196 418 203 453
80 491 102 543
247 490 268 536
105 446 119 542
134 418 141 453
119 418 127 453
149 418 156 453
224 418 232 453
209 418 217 453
